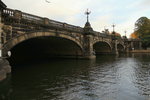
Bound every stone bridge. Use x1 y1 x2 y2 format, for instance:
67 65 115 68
0 4 141 63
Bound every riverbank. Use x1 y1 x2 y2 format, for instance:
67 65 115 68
0 58 11 82
130 50 150 53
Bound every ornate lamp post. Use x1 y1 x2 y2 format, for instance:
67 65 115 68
85 9 91 22
84 9 93 35
123 30 127 39
111 23 118 54
124 30 127 36
112 23 116 34
111 23 116 40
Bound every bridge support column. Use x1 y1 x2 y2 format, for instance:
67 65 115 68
139 41 142 50
125 44 130 53
0 2 6 57
83 35 96 59
83 16 96 59
0 8 2 57
111 40 118 55
131 41 134 51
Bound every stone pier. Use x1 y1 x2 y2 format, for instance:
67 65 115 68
0 58 11 81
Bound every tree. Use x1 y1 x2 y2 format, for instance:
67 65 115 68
134 17 150 49
115 32 121 37
110 32 121 37
130 32 138 39
109 32 121 39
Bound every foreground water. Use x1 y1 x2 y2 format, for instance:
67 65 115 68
0 54 150 100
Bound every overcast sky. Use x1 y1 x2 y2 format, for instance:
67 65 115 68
3 0 150 37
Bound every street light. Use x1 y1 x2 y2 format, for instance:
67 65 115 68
111 23 116 40
112 23 116 34
124 30 127 36
85 9 91 22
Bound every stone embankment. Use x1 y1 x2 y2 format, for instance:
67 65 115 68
130 50 150 53
0 58 11 82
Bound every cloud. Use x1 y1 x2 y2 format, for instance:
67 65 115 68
91 15 113 32
140 0 150 7
116 21 135 37
91 15 135 37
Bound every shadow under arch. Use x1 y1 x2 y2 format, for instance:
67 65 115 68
117 43 125 53
2 32 84 65
93 41 112 55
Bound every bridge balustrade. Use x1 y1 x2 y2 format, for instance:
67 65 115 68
2 8 118 41
49 19 64 28
48 19 83 32
128 38 141 41
64 24 83 32
3 8 14 17
2 8 84 33
22 12 43 24
93 31 112 38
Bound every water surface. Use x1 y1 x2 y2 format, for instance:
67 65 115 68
0 54 150 100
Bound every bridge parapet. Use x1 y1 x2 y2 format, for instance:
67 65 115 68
2 7 120 48
2 8 84 34
93 31 111 38
2 8 115 39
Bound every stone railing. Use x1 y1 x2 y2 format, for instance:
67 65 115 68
3 8 14 17
22 12 44 24
2 8 84 33
2 8 124 41
127 38 141 41
93 31 112 38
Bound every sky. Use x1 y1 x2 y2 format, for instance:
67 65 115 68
3 0 150 37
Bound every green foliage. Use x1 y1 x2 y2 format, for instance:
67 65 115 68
135 17 150 48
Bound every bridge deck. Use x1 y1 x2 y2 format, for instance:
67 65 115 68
2 8 114 40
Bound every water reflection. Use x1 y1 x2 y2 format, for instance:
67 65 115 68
0 76 12 100
0 54 150 100
131 54 150 96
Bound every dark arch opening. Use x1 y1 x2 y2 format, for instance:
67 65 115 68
8 36 83 65
147 43 150 49
93 42 111 55
117 44 124 53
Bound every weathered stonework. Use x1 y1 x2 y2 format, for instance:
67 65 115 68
0 58 11 82
0 7 142 60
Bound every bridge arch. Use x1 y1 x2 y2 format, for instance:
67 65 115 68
117 43 125 53
2 32 84 63
93 41 112 54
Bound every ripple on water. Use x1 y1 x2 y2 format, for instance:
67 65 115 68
1 54 150 100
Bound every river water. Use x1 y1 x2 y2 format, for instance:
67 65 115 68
0 54 150 100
